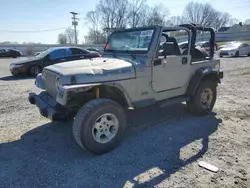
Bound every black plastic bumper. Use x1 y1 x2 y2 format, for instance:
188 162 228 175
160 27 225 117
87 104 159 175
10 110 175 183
219 71 223 79
28 92 68 121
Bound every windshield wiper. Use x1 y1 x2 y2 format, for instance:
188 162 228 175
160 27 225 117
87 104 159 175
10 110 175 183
105 49 118 58
125 50 136 60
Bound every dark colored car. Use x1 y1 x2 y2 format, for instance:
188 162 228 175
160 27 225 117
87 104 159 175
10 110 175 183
9 47 100 77
86 47 101 54
0 48 22 58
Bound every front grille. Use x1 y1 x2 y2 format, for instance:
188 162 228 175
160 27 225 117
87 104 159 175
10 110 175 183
44 71 57 98
220 51 228 55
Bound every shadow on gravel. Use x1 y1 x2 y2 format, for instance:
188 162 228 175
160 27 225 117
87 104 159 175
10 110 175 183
0 104 222 188
0 75 34 81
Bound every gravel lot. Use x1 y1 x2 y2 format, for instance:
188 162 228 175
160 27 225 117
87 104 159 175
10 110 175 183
0 56 250 188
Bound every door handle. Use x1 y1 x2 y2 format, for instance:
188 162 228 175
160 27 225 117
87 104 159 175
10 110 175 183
60 58 66 61
80 56 85 59
182 57 188 64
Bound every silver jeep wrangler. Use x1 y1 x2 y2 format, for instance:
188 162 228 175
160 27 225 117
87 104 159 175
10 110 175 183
29 24 223 154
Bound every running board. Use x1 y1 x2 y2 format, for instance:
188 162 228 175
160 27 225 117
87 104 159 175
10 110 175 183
158 96 190 108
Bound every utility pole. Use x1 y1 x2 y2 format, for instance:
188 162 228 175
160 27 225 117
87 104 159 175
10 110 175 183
70 12 79 44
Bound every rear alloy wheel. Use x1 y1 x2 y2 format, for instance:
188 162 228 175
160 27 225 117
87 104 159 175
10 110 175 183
73 98 127 155
30 66 41 77
187 80 217 116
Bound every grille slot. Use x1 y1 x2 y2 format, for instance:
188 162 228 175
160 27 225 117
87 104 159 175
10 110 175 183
44 71 57 98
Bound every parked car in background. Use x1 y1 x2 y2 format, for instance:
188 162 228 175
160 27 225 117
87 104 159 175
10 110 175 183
0 48 22 58
86 47 101 54
218 41 239 50
195 41 218 53
219 42 250 57
9 47 101 77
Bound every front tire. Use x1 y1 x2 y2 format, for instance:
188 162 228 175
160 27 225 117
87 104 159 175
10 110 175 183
30 66 41 77
234 51 239 57
187 80 217 116
73 98 127 155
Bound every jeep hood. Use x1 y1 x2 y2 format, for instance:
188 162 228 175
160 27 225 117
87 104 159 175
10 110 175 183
44 57 136 83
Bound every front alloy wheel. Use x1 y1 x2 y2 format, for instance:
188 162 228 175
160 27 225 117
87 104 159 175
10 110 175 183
73 98 127 155
92 113 119 144
187 80 217 116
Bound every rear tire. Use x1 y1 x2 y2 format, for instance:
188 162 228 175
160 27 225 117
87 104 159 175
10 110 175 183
30 66 41 77
187 80 217 116
73 98 127 155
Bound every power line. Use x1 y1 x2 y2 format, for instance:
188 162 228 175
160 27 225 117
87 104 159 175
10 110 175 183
0 26 72 33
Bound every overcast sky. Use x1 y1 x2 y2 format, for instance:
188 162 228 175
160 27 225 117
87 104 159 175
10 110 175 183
0 0 249 44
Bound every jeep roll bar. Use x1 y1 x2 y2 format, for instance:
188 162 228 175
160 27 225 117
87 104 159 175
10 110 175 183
178 23 215 59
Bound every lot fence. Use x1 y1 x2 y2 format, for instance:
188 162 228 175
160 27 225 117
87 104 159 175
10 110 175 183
1 31 250 56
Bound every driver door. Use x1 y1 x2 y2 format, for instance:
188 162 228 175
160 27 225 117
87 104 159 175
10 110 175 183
152 37 191 92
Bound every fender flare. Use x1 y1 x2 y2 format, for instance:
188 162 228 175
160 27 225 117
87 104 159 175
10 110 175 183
63 82 134 108
101 83 134 107
186 66 221 96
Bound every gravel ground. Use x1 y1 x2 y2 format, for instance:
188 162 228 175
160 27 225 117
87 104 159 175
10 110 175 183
0 56 250 188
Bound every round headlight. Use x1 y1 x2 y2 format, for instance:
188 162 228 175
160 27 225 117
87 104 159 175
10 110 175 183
56 77 62 90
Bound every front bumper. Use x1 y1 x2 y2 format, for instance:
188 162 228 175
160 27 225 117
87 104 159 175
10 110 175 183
10 66 28 76
219 71 223 79
219 51 235 57
28 91 68 121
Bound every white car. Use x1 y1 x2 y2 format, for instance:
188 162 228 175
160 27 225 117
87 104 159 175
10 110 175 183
218 41 239 50
219 42 250 57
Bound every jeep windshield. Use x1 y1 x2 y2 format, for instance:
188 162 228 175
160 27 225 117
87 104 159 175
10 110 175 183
104 28 155 53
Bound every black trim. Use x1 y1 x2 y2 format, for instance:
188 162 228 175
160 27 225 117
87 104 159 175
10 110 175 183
182 57 188 64
219 71 223 79
186 67 221 96
178 24 216 59
158 95 190 108
153 59 162 66
133 98 156 108
63 77 135 86
28 92 68 121
153 86 182 93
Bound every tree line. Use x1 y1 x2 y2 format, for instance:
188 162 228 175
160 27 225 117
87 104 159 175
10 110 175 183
57 0 249 44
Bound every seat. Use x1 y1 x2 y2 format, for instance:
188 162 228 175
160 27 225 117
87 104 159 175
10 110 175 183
161 37 181 56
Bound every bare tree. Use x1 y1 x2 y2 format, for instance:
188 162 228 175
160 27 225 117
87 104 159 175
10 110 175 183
127 0 145 27
86 29 107 44
57 33 67 44
65 28 78 44
212 13 232 31
228 18 240 26
146 4 169 26
97 0 129 31
86 10 100 32
183 2 220 27
166 16 185 26
245 19 250 25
